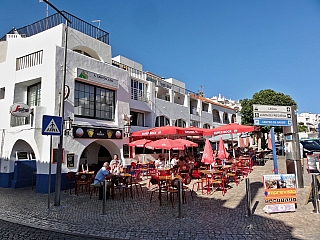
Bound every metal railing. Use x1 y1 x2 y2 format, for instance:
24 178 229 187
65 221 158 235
0 11 109 44
131 88 149 102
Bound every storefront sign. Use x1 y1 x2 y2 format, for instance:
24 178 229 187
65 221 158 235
76 68 118 89
263 174 297 213
10 103 31 117
73 126 122 139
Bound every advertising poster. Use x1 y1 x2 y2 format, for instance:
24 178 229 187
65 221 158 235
263 174 297 213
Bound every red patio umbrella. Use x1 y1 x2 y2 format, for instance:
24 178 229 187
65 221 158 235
267 133 273 150
201 138 214 165
128 139 152 147
218 137 229 160
145 138 186 151
203 123 256 136
174 139 198 147
180 127 206 136
239 137 245 148
131 126 183 137
131 125 204 137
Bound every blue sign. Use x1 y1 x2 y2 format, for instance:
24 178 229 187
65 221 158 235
254 118 292 126
42 115 63 136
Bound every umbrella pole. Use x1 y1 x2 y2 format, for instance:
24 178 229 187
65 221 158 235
231 134 235 158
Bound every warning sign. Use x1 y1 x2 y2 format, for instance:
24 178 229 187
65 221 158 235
42 115 63 136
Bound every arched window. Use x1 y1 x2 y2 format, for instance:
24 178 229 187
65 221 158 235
155 115 170 127
203 123 210 129
223 112 230 124
231 114 236 123
212 109 221 123
175 119 186 128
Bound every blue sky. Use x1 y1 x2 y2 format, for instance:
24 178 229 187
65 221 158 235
1 0 320 113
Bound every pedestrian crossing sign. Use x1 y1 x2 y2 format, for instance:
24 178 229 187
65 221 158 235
42 115 63 136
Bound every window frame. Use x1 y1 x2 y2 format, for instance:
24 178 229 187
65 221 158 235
74 81 116 121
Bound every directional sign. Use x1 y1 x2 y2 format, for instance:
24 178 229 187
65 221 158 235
254 112 291 119
254 119 292 126
253 105 291 113
42 115 62 136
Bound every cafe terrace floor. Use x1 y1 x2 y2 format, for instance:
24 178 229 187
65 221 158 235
0 157 319 240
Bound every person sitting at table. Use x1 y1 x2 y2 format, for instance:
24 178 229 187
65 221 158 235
248 147 257 164
170 155 179 168
155 155 165 168
110 160 121 175
93 162 111 200
235 147 242 158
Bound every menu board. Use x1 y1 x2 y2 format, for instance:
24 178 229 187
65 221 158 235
307 154 319 170
67 153 75 168
123 144 129 158
52 148 64 164
16 151 29 160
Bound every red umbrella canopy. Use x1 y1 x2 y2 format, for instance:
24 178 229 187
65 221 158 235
203 123 256 136
145 138 186 150
201 138 214 164
267 133 273 150
131 126 183 137
174 139 198 147
179 127 206 136
217 137 229 160
128 139 152 147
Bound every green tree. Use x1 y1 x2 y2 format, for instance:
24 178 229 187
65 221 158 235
240 89 297 133
298 122 308 132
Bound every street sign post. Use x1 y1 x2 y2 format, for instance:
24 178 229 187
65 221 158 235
253 104 292 127
42 115 62 209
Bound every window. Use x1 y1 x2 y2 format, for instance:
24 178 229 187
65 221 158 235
130 111 144 126
74 81 115 120
175 119 186 128
212 109 221 123
203 123 210 129
223 113 230 124
27 82 41 106
0 87 5 99
131 79 147 102
190 120 199 127
155 115 170 127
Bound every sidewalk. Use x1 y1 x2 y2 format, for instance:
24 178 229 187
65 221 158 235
0 157 319 240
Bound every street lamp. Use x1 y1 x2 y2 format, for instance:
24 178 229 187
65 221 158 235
124 121 131 138
41 0 71 206
64 117 73 136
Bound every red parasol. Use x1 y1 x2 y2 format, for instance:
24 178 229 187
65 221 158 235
174 139 198 147
239 137 245 148
128 139 152 147
145 138 186 150
217 137 229 160
203 123 256 136
267 133 273 150
131 125 204 137
201 138 214 164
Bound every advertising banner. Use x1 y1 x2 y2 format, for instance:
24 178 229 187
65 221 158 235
73 126 122 139
263 174 297 213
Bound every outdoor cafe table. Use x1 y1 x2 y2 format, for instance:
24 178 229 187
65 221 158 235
199 169 225 194
158 175 182 206
105 173 133 200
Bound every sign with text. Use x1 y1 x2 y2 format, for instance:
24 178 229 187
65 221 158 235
253 105 293 126
76 68 119 89
263 174 296 213
73 126 123 139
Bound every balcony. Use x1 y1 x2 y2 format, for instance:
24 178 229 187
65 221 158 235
1 11 109 44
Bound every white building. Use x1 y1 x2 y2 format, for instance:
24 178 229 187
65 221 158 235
297 112 320 132
0 11 240 192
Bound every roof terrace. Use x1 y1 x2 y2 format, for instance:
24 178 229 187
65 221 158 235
0 11 109 44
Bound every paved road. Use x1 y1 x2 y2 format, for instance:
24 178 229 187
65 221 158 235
0 219 112 240
0 157 320 239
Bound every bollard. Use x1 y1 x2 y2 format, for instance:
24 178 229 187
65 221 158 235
177 180 183 218
102 180 106 215
312 174 320 214
245 178 252 217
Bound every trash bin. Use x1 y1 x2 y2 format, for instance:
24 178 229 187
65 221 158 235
286 159 304 188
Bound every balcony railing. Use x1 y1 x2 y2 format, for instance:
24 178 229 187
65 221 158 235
131 88 148 102
0 11 109 44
